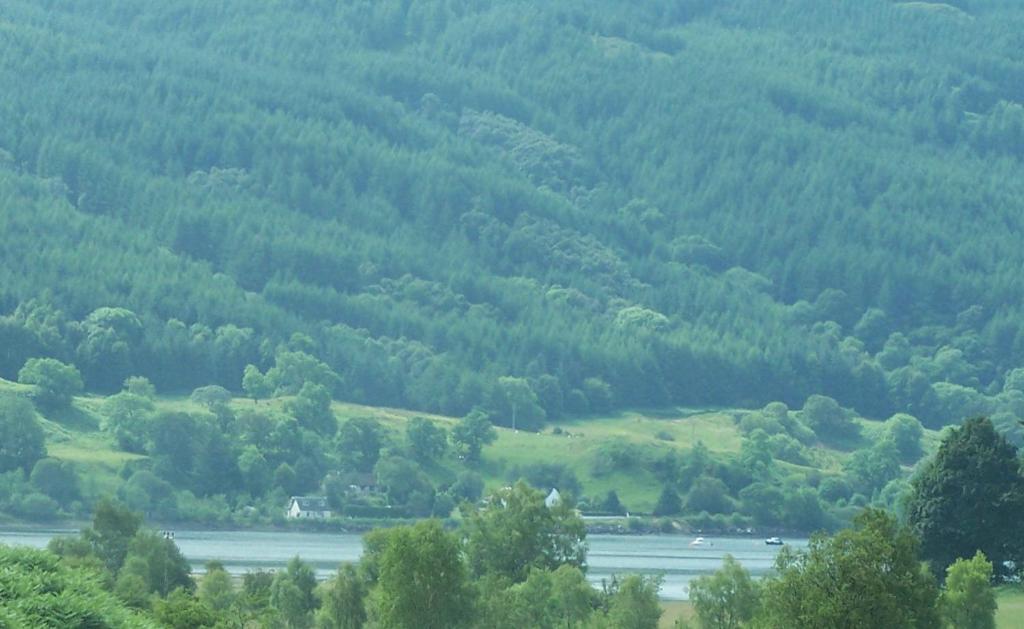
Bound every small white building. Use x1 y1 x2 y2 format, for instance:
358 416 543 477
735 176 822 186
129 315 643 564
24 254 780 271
545 488 562 508
286 496 331 519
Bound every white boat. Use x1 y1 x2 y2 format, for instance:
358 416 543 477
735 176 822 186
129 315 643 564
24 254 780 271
765 536 783 545
689 536 706 546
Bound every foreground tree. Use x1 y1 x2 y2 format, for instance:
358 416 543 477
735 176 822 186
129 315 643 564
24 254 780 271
0 545 156 627
688 554 760 629
315 564 367 629
759 509 939 628
906 416 1024 581
462 482 586 583
604 575 662 629
369 520 474 629
939 551 997 629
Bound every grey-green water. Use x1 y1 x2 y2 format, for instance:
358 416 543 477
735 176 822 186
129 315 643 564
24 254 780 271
0 528 806 600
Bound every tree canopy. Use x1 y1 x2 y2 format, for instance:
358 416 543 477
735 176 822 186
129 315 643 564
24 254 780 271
906 416 1024 581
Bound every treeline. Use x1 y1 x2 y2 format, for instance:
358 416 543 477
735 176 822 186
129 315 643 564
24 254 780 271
685 415 1024 628
2 0 1024 430
10 484 663 628
3 358 934 529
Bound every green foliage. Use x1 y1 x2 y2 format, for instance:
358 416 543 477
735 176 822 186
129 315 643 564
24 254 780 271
652 485 682 517
3 0 1024 430
940 551 997 629
0 395 46 473
271 557 320 629
286 382 337 437
152 588 219 629
190 385 232 410
843 440 901 496
451 409 496 463
0 545 157 628
886 413 925 461
760 509 939 629
462 482 586 582
685 477 734 515
801 395 859 444
29 457 79 506
369 520 474 629
82 498 143 574
336 417 385 473
122 531 194 597
102 391 155 453
17 357 83 410
404 417 447 463
604 575 662 629
689 554 761 629
242 364 271 403
315 564 367 629
907 417 1024 582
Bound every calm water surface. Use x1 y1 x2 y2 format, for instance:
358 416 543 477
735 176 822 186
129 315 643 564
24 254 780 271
0 528 806 600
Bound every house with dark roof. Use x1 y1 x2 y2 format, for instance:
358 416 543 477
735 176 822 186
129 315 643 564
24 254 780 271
286 496 331 519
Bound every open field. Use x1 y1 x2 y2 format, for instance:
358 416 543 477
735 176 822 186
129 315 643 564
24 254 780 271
660 601 694 628
0 377 942 514
997 586 1024 629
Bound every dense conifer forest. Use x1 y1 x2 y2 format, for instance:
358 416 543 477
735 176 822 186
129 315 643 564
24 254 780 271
2 0 1024 435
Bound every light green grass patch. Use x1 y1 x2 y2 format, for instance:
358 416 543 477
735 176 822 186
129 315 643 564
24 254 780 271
996 585 1024 629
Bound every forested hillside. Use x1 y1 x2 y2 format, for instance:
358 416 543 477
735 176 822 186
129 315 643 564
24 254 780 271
2 0 1024 432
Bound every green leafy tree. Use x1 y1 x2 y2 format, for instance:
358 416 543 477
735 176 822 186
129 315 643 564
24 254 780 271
906 417 1024 581
886 413 924 461
652 485 682 516
369 520 475 629
0 395 46 473
939 551 997 629
190 384 232 409
600 490 626 515
82 499 143 574
124 375 156 399
198 562 236 612
494 376 546 431
801 394 859 443
0 545 157 628
689 555 761 629
17 357 83 409
462 481 586 582
29 457 79 505
336 417 384 472
315 564 367 629
271 556 319 628
451 409 497 463
242 363 272 403
405 417 447 462
286 382 337 436
153 587 219 628
685 476 733 515
760 509 939 629
605 575 662 629
373 455 435 515
843 440 901 495
101 391 154 453
122 530 194 596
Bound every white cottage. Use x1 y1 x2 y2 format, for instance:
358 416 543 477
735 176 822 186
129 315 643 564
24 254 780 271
544 488 562 508
286 496 331 519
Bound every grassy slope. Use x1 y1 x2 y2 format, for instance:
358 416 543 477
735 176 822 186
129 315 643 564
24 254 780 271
0 377 942 514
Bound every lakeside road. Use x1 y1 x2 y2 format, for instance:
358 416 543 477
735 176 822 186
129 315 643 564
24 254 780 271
0 527 805 601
